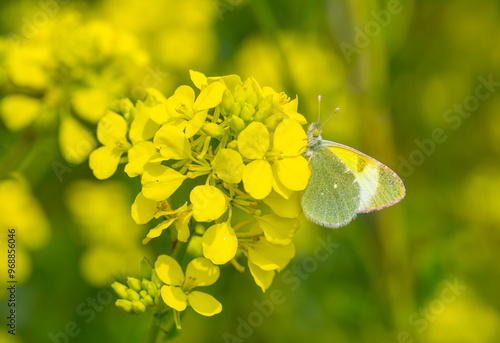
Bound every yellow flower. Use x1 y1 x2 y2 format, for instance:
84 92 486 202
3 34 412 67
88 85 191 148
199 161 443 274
89 111 131 179
202 221 238 265
238 225 295 292
124 141 157 177
255 214 299 245
153 124 192 160
141 203 190 244
165 82 225 138
190 185 227 222
212 149 245 183
238 119 311 199
155 255 222 317
0 94 41 131
141 163 187 201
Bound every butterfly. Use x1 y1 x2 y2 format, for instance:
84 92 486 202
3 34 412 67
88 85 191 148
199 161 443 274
301 101 405 228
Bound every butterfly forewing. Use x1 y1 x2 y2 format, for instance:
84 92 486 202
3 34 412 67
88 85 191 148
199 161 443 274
302 146 359 228
326 142 405 213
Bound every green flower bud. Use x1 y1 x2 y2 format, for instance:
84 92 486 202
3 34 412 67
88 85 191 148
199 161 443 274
141 279 150 291
240 103 255 121
140 257 153 280
264 113 283 132
229 115 245 134
127 277 142 293
255 107 271 122
127 289 141 302
147 281 158 297
246 92 258 108
201 123 225 139
232 85 246 104
131 300 147 314
221 89 235 117
230 102 241 117
140 290 148 298
111 282 129 300
116 299 132 313
142 295 154 308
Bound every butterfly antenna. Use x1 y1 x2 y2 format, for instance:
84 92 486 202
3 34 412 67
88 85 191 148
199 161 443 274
317 95 322 123
319 107 340 130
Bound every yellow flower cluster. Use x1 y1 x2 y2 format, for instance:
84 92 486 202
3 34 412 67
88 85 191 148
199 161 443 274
91 71 311 323
0 12 148 164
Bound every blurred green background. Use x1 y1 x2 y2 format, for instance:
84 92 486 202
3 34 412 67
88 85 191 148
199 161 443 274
1 0 499 342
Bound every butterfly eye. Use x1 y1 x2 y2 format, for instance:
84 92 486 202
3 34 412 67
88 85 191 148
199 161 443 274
313 129 319 137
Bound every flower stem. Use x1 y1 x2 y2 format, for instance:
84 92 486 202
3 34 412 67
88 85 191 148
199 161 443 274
143 314 160 343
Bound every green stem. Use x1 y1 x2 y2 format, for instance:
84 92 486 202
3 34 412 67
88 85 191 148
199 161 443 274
143 314 160 343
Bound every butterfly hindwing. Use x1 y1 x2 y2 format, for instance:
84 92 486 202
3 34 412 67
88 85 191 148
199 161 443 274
325 142 405 213
302 146 360 228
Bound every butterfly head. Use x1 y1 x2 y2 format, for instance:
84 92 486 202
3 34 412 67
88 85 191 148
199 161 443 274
304 122 323 156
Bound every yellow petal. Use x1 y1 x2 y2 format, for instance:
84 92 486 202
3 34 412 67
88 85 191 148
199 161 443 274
242 160 272 199
0 94 41 131
137 100 168 126
190 70 208 89
165 85 195 118
274 156 311 191
190 185 227 222
271 166 293 199
161 285 187 311
238 122 269 159
155 255 185 286
255 215 299 245
141 164 186 201
185 110 207 138
142 218 176 245
71 88 111 123
263 191 302 218
212 149 245 184
248 239 295 271
124 141 157 177
193 81 225 111
129 102 160 143
202 222 238 265
283 98 307 124
154 124 192 160
188 291 222 316
273 118 307 156
88 146 124 180
248 261 275 293
131 191 158 224
185 257 220 286
97 111 128 146
60 115 98 164
175 211 193 243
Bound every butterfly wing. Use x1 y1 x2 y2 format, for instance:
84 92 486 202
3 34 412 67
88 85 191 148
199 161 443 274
325 142 405 213
302 146 360 228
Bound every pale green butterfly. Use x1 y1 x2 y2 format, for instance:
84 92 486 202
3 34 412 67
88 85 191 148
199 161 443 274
302 97 405 228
